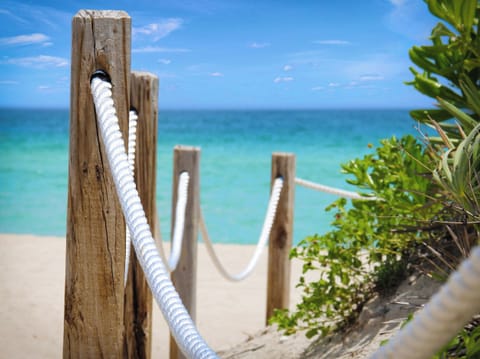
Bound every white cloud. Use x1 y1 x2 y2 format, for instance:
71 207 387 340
311 86 324 91
328 82 340 87
274 76 293 83
133 18 183 41
0 33 50 46
283 65 293 71
158 58 172 65
249 42 270 49
210 72 224 77
1 55 68 68
132 46 190 53
359 74 384 81
313 40 350 45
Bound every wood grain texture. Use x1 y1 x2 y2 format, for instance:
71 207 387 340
169 146 200 359
64 10 131 359
266 153 296 324
124 72 158 359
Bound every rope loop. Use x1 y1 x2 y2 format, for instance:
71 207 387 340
200 177 284 282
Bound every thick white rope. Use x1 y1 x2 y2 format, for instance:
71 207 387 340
371 245 480 359
295 177 378 201
91 75 217 359
169 172 189 271
124 109 138 286
146 173 189 273
200 178 283 282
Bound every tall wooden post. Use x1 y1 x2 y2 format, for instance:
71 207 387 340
124 72 158 359
64 10 131 358
169 146 200 359
266 153 296 324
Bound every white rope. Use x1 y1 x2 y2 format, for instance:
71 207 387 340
371 245 480 359
124 109 138 286
91 74 217 359
200 177 283 282
168 172 189 271
295 177 378 200
146 173 189 273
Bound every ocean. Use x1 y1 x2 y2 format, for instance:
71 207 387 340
0 108 419 244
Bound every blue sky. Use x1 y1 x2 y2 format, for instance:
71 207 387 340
0 0 439 109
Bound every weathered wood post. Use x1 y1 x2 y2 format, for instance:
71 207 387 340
64 10 131 358
266 152 296 324
124 72 158 359
169 146 200 359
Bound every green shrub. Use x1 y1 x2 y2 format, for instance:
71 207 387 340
270 135 444 337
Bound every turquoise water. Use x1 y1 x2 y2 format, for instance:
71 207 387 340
0 108 418 244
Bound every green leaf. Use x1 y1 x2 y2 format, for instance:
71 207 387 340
427 1 449 23
409 47 449 76
464 58 480 72
413 73 442 97
410 108 452 123
441 149 453 184
459 0 477 32
437 97 477 132
459 75 480 116
430 22 456 38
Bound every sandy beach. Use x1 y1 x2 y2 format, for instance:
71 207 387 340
0 233 310 358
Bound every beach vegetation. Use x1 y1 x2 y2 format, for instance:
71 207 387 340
270 135 444 337
271 0 480 351
409 0 480 144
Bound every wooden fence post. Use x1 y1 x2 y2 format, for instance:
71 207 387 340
169 146 200 359
124 72 158 359
266 152 296 324
64 10 131 358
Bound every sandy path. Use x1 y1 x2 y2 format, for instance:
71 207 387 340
0 234 308 358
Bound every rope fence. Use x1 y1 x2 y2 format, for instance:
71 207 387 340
65 10 480 359
199 177 283 282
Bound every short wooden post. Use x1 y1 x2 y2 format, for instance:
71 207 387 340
124 72 158 359
169 146 200 359
64 10 131 358
266 152 296 324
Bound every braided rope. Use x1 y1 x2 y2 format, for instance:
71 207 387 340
371 246 480 358
124 109 138 286
200 178 283 281
91 75 217 359
295 177 378 200
168 172 189 271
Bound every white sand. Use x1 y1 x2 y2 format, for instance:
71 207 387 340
0 234 308 358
